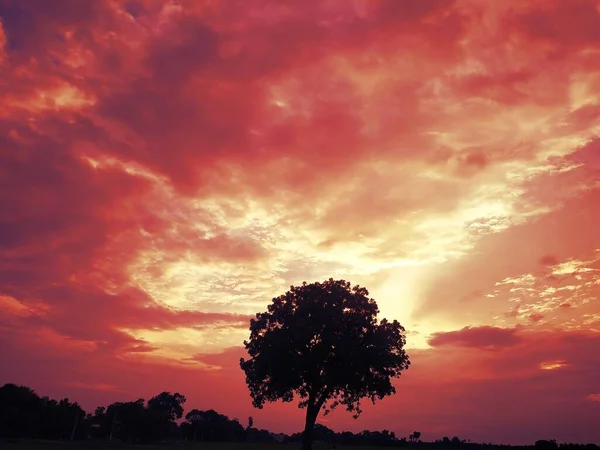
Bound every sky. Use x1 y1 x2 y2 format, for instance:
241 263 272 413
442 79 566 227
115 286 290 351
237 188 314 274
1 0 600 445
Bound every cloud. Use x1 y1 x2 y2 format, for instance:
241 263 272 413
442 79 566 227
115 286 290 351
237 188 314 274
410 184 600 332
428 326 523 350
539 255 559 267
0 280 253 362
63 381 124 393
1 0 600 444
0 17 6 63
511 1 600 50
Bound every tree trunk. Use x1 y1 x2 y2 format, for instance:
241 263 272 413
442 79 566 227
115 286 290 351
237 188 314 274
301 404 320 450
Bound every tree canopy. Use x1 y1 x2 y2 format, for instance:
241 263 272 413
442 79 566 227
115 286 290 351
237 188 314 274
239 278 411 450
0 383 86 440
182 409 245 442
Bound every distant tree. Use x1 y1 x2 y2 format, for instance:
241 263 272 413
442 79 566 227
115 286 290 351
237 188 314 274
89 406 110 439
0 384 42 438
248 416 254 429
313 423 336 444
0 384 91 440
48 398 86 440
147 391 186 440
410 431 421 443
182 409 244 442
185 409 205 441
536 440 559 450
105 399 149 443
247 427 276 443
240 278 411 450
147 391 186 421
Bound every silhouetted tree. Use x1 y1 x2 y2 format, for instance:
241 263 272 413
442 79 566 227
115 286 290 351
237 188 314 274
246 427 276 443
239 278 411 450
536 440 559 450
313 423 336 444
410 431 422 443
147 391 186 440
0 384 41 438
182 409 244 442
184 409 204 441
88 406 110 439
0 384 86 440
147 391 186 421
105 399 150 443
40 397 86 440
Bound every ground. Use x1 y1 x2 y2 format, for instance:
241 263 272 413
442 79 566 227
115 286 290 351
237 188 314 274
0 440 368 450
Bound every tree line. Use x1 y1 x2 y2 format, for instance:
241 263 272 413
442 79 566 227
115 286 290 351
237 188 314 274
0 382 401 445
2 383 599 450
0 383 253 443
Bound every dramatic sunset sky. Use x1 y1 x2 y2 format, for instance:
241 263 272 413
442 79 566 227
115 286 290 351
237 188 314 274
1 0 600 445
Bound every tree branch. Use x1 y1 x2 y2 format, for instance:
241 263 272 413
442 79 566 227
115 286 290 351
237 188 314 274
315 388 331 410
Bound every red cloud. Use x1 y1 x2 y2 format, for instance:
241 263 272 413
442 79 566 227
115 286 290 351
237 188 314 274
512 1 600 49
63 381 124 393
1 0 600 445
528 313 544 323
539 255 559 266
428 326 523 350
